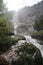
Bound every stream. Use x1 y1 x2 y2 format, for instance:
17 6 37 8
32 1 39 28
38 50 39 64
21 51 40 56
14 27 43 57
24 35 43 57
16 35 43 57
0 35 43 65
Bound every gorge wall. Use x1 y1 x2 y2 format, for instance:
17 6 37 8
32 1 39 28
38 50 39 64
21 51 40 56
14 1 43 35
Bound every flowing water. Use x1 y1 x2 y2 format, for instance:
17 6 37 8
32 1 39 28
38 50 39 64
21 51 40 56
0 35 43 65
24 35 43 57
12 34 43 57
14 26 43 57
0 25 43 64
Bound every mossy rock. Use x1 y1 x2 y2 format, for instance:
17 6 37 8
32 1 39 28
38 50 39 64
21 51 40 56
12 43 42 65
0 35 25 54
0 43 43 65
0 36 18 54
13 35 25 40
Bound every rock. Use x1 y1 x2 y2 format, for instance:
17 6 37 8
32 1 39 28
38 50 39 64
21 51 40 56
0 43 42 65
0 44 20 65
14 1 43 35
16 25 29 35
0 55 8 65
13 43 42 65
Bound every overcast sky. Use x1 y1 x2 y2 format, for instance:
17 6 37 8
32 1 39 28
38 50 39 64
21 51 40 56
4 0 41 11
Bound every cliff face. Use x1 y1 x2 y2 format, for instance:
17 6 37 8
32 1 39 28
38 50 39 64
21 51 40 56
14 1 43 35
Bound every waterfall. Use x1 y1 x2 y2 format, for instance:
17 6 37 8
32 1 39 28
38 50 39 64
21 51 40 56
14 15 43 57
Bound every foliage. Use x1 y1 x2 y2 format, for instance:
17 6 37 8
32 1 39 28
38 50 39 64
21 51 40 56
34 15 43 31
39 41 43 45
0 34 25 53
33 15 43 41
0 0 14 35
32 30 43 40
0 0 14 53
0 36 18 53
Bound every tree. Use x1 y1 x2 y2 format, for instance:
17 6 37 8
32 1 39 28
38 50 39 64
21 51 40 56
34 15 43 31
0 0 14 53
0 0 14 36
32 15 43 41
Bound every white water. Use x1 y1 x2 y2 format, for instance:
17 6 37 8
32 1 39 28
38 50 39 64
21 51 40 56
24 35 43 57
14 27 43 57
1 35 43 64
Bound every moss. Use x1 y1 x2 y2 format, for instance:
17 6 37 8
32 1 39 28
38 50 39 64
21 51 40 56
0 35 25 54
13 35 25 40
0 36 18 53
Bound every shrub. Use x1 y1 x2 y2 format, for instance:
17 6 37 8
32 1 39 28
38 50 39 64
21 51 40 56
32 30 43 41
0 36 18 53
33 15 43 31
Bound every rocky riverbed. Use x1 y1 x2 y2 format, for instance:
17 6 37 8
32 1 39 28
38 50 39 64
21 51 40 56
0 35 43 65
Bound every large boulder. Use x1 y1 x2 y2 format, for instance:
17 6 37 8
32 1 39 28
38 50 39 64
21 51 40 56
0 35 25 54
13 43 42 65
0 43 42 65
